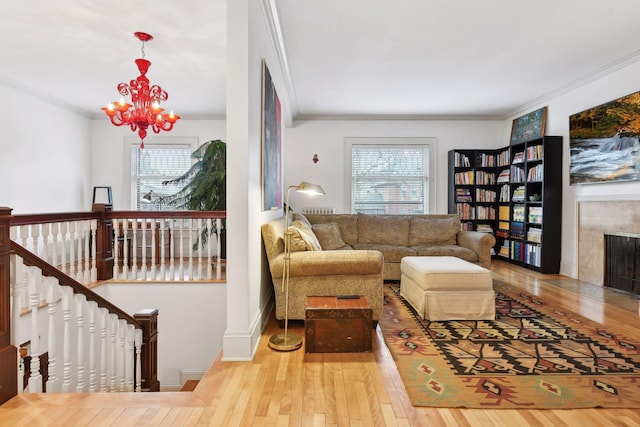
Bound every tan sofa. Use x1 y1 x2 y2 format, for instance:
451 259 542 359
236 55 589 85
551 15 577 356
261 216 384 323
261 213 495 323
302 213 495 281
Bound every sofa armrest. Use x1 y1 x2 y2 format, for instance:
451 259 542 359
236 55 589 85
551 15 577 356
269 250 383 278
457 231 496 269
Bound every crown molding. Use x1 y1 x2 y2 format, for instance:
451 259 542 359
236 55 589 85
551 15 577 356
261 0 297 127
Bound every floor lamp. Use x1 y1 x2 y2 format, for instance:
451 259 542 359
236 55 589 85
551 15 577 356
268 181 326 351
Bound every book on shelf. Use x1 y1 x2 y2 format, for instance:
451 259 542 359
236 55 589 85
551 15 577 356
460 221 474 231
476 206 495 220
527 228 542 243
510 221 524 239
455 188 472 202
526 145 543 161
477 153 495 167
511 166 524 182
511 240 524 262
498 240 510 257
498 205 510 221
512 186 525 202
454 171 474 184
497 150 510 167
476 188 496 202
475 170 496 184
455 203 475 219
454 152 471 167
512 151 525 164
512 205 525 222
497 169 510 183
499 184 510 202
527 164 543 181
477 223 494 233
528 206 542 224
524 243 541 267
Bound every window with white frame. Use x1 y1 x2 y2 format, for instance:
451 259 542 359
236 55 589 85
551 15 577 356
131 144 193 210
348 139 433 214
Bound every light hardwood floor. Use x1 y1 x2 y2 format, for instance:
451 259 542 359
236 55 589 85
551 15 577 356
2 259 640 426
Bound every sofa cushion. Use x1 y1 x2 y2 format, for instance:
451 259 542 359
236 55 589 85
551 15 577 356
312 222 352 250
354 243 416 263
412 244 478 263
357 214 410 246
409 216 460 246
305 214 358 246
288 220 322 252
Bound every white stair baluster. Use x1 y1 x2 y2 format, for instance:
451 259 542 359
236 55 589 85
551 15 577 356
216 219 223 280
169 219 175 279
88 301 98 392
30 224 40 259
75 294 86 392
99 308 109 392
123 221 130 280
109 314 118 392
113 219 120 278
135 329 142 392
27 267 43 393
179 219 185 280
59 222 68 276
61 286 73 393
206 218 213 279
118 319 126 391
141 219 148 279
132 220 139 280
197 218 203 280
68 222 76 279
159 219 166 280
77 221 84 283
41 223 50 264
51 223 60 269
188 218 194 280
150 219 157 279
45 277 60 393
125 325 135 391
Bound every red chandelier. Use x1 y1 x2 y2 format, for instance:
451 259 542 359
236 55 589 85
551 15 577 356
101 32 180 148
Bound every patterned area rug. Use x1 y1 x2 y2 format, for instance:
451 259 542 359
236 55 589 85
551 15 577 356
380 283 640 408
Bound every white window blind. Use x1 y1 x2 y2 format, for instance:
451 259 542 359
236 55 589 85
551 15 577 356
351 144 429 214
131 145 192 210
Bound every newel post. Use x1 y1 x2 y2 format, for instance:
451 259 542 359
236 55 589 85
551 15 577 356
92 203 114 280
134 308 160 392
0 207 18 404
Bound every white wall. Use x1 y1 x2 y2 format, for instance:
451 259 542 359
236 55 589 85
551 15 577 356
0 82 91 214
282 119 503 214
90 118 226 210
502 59 640 278
94 282 226 390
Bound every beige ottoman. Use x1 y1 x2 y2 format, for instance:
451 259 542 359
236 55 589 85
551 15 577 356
400 256 495 320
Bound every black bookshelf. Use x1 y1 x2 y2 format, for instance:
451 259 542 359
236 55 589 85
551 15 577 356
448 136 562 273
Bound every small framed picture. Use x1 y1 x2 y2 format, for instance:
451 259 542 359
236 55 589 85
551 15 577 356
510 107 547 145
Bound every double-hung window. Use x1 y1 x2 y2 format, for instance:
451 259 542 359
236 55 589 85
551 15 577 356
347 138 435 214
131 143 193 211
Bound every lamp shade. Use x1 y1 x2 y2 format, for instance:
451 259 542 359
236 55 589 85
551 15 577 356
294 181 325 196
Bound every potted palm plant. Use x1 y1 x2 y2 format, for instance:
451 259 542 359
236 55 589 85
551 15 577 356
162 139 226 257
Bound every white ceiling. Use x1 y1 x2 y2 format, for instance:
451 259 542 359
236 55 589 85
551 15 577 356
2 0 640 121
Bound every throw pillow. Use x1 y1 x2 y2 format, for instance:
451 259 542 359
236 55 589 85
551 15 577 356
409 217 460 246
287 220 322 252
312 222 347 250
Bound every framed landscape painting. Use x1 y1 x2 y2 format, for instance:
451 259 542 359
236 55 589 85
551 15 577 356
261 60 283 210
510 107 547 145
569 91 640 185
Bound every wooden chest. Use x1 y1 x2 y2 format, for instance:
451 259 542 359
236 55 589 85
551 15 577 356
305 296 373 353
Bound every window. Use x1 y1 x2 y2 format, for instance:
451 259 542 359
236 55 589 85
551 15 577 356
347 138 435 214
131 144 192 211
